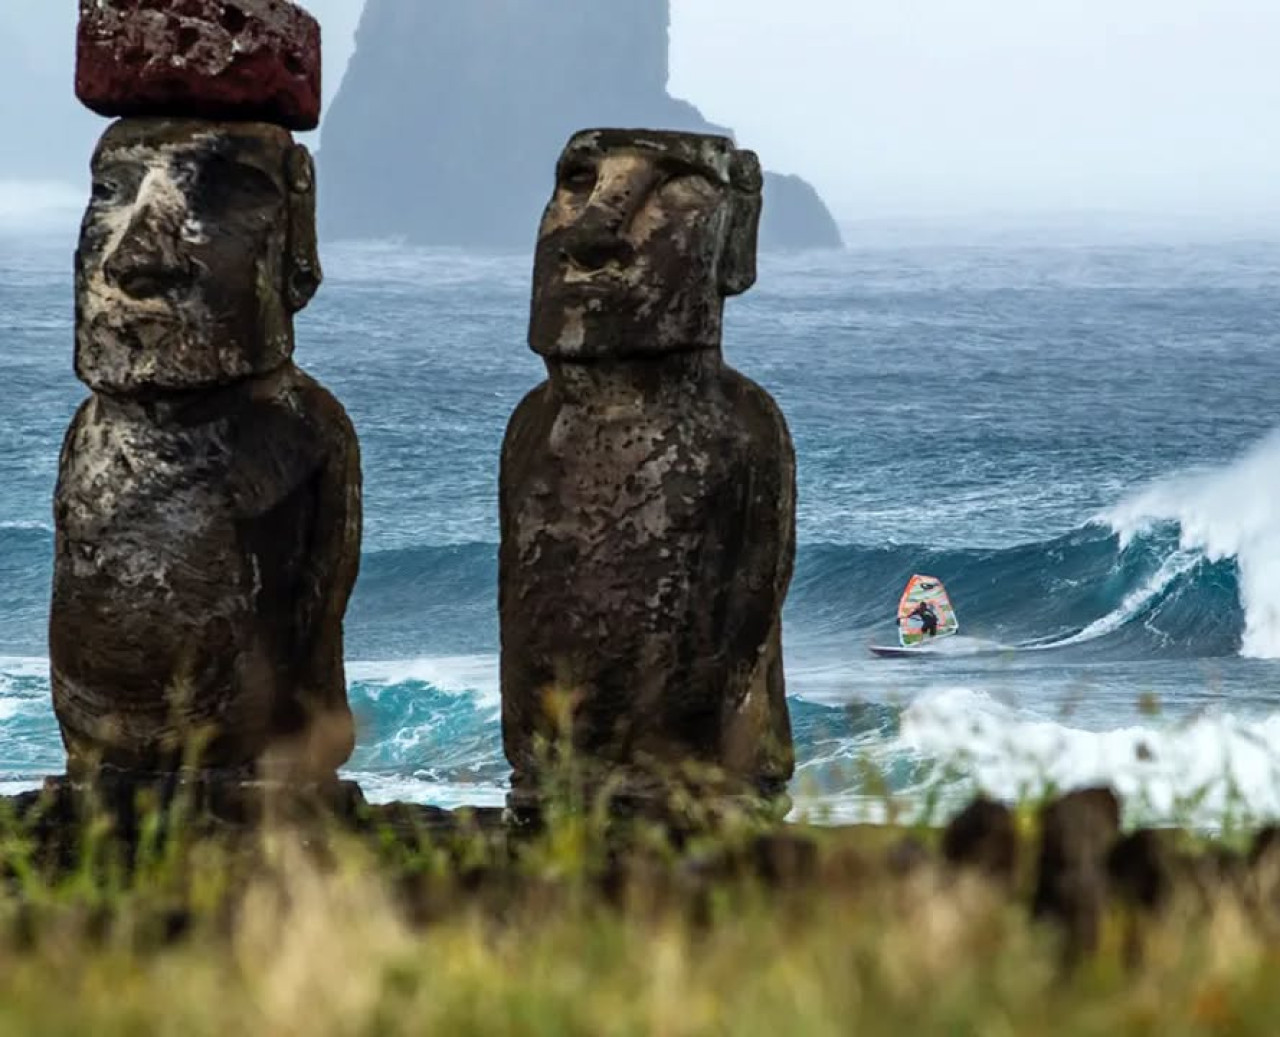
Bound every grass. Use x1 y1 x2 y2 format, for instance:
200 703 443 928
0 767 1278 1036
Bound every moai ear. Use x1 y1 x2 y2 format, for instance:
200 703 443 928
285 143 323 313
719 148 763 297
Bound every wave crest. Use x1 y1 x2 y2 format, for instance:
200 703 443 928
1105 429 1280 658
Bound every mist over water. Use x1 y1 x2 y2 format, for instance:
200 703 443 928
0 182 84 236
3 219 1280 825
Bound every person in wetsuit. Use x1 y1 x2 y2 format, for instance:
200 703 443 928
909 600 939 638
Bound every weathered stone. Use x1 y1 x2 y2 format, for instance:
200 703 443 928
51 118 359 781
76 0 321 131
500 129 794 809
1031 787 1122 963
74 119 321 393
1107 828 1174 912
527 129 762 359
941 795 1018 884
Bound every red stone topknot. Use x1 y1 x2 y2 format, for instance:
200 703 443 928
76 0 322 130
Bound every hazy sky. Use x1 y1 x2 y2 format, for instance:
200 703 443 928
10 0 1280 224
302 0 1280 223
669 0 1280 221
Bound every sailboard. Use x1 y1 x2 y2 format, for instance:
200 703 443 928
868 574 959 657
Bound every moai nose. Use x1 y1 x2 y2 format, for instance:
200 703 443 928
560 224 636 272
103 206 191 300
559 163 653 272
560 201 641 271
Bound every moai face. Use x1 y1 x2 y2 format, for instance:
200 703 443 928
529 129 763 360
75 119 321 394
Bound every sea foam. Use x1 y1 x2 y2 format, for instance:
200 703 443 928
898 685 1280 827
1105 428 1280 658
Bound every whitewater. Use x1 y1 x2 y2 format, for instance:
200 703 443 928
4 193 1280 827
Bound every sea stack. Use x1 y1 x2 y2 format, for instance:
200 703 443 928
499 129 797 811
319 0 843 250
50 0 362 783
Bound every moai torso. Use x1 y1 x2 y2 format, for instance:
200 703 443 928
52 369 359 773
500 130 796 804
51 115 360 779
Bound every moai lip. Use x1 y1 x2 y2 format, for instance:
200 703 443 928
76 0 322 131
501 128 794 811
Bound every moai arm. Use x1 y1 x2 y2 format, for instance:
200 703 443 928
50 398 92 541
736 388 798 657
498 384 552 773
48 398 95 761
294 398 362 761
719 381 797 782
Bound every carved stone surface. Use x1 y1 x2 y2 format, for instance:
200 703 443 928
52 119 360 780
75 119 321 393
76 0 322 131
500 129 795 806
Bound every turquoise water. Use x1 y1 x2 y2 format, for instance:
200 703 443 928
5 220 1280 824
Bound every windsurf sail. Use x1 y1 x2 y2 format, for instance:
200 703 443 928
897 574 959 647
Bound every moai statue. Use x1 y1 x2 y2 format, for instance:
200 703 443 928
50 0 362 783
500 129 796 809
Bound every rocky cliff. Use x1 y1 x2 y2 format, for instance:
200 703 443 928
319 0 843 250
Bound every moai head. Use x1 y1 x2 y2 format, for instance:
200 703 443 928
74 119 322 394
529 129 763 360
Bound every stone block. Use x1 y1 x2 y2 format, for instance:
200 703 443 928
76 0 321 130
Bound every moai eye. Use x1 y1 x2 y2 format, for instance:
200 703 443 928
193 156 281 213
90 168 129 206
561 159 598 193
656 157 712 190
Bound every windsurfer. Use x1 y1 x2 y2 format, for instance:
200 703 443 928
875 574 956 656
909 600 939 637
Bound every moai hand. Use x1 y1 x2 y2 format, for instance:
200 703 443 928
52 2 361 783
500 130 796 811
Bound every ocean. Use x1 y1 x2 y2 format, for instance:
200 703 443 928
4 202 1280 827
